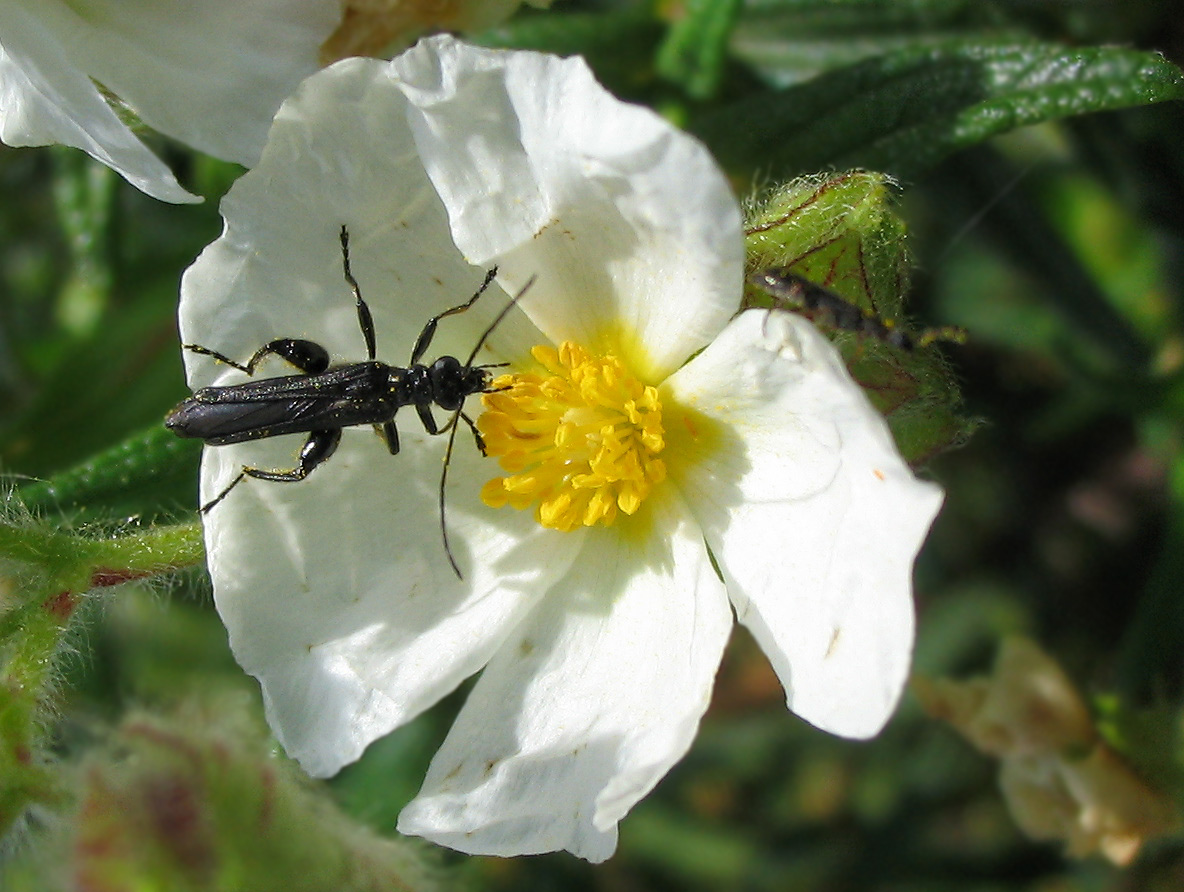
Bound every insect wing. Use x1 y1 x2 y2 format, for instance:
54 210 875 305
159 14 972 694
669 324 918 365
168 363 403 444
167 394 325 444
189 371 338 403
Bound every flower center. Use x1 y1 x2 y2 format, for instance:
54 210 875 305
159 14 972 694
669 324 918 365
478 342 666 532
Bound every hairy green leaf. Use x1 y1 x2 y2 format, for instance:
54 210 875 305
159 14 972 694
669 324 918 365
15 424 201 523
699 41 1184 178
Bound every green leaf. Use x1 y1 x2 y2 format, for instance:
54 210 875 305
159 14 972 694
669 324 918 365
745 171 910 318
697 41 1184 179
15 423 202 523
732 0 1019 87
478 7 664 100
1115 455 1184 705
657 0 744 99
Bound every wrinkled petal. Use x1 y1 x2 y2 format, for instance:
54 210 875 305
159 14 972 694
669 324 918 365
0 4 196 203
0 0 338 200
1000 747 1179 865
202 426 578 776
665 310 943 738
180 56 521 386
398 492 731 861
64 0 339 167
180 56 576 776
914 636 1096 758
390 35 743 382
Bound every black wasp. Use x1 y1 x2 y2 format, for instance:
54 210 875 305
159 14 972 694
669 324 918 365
167 225 523 577
749 268 964 350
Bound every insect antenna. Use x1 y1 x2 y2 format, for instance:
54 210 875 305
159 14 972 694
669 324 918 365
463 274 536 367
439 273 537 579
339 225 377 361
439 418 466 578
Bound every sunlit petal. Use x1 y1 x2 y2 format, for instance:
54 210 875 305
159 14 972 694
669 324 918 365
398 493 731 860
0 0 338 200
666 311 943 738
180 55 574 777
391 36 743 382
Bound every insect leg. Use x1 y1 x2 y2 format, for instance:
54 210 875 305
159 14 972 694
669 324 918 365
339 225 377 361
915 325 968 348
409 266 499 365
184 339 331 375
199 428 343 512
459 410 487 455
378 420 400 455
416 402 440 435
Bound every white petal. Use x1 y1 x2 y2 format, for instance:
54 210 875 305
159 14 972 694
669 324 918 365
63 0 339 167
0 0 338 200
665 311 943 738
180 57 516 386
391 35 743 382
398 493 732 861
0 5 197 203
179 56 574 776
201 428 579 776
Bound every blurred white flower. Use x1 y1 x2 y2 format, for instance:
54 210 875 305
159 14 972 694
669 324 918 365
1000 746 1177 866
0 0 339 202
917 637 1179 865
179 36 942 861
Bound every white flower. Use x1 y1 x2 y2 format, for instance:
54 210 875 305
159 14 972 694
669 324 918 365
0 0 340 203
178 36 943 861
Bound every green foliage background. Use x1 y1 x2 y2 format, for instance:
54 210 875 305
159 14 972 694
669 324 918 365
3 0 1184 888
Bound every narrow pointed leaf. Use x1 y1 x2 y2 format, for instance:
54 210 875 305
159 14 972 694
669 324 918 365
15 424 201 522
698 41 1184 178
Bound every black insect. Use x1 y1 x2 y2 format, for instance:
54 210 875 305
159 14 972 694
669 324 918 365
749 268 963 350
167 225 522 577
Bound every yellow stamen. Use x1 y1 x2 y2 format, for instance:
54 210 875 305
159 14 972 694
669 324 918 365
478 342 666 532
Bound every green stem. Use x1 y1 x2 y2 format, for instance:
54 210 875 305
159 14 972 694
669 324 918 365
81 521 206 584
0 520 205 835
0 520 204 601
0 518 205 682
1 518 206 687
